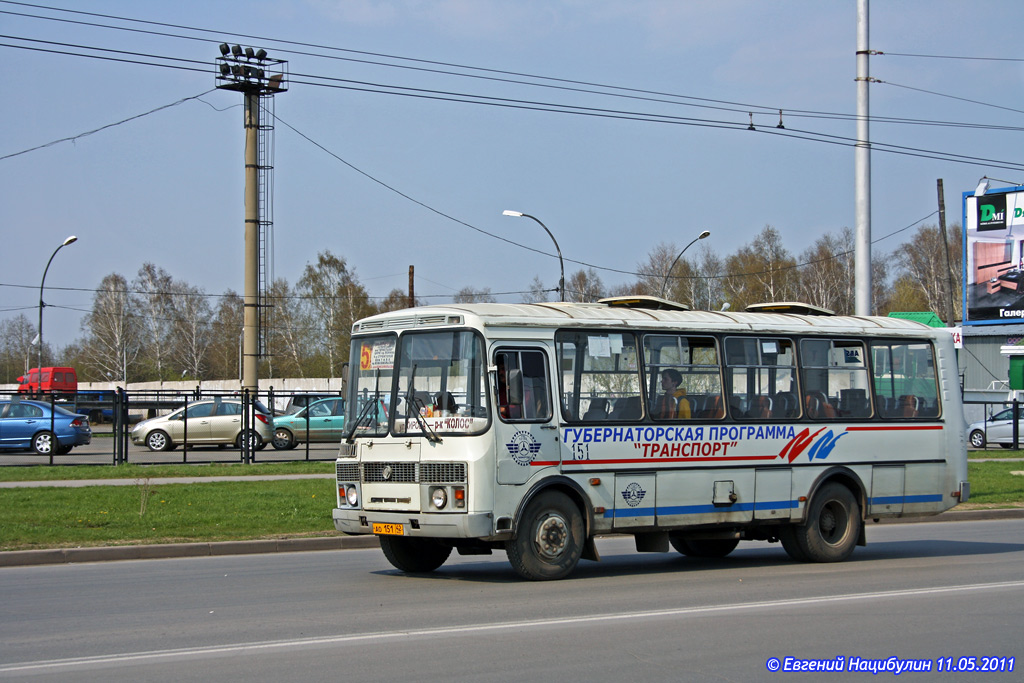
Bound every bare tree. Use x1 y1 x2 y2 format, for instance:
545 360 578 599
377 288 416 313
81 273 139 383
298 250 373 377
635 242 677 297
207 290 243 382
264 278 307 378
132 263 174 382
0 314 38 383
894 223 962 322
168 281 212 380
797 228 854 314
723 225 798 310
565 268 605 302
453 287 496 303
521 276 550 304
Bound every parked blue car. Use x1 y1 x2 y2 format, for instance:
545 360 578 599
0 399 92 455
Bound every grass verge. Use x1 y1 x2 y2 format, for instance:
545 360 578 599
969 448 1024 459
0 478 336 551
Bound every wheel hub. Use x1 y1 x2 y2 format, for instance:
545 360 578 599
819 503 842 542
534 514 568 559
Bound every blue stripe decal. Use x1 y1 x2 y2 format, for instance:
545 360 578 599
603 500 800 518
602 495 943 520
870 494 943 505
753 499 801 511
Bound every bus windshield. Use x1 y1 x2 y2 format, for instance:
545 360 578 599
348 330 489 437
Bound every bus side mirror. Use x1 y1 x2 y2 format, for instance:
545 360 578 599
507 368 524 405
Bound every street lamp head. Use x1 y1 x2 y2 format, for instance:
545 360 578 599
698 230 711 240
62 235 78 246
974 177 990 197
502 210 524 217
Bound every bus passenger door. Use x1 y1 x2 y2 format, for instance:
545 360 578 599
493 347 559 486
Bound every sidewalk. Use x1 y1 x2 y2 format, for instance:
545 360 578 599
0 473 334 488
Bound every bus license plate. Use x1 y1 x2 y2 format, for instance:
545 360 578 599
373 522 404 536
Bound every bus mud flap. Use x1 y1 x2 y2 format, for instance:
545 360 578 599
582 537 601 562
634 532 669 553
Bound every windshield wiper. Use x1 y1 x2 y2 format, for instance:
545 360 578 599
407 366 442 444
344 374 383 444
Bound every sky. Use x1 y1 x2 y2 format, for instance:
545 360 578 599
3 0 1024 351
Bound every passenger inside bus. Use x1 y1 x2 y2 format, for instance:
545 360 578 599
654 369 691 419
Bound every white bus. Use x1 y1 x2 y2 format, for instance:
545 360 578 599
333 297 969 580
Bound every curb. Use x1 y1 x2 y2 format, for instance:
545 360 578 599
2 509 1021 568
0 535 380 568
870 507 1024 524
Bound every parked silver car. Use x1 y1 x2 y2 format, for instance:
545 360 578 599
131 399 273 451
967 406 1024 448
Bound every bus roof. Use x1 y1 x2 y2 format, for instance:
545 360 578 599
353 301 946 338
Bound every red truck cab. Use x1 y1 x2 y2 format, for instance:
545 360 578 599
17 367 78 395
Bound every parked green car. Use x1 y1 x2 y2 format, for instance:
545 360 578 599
272 397 346 449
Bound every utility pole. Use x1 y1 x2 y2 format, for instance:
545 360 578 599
408 265 415 309
937 179 957 325
215 44 288 393
854 0 872 316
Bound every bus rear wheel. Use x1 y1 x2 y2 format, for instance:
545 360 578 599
669 536 739 558
379 536 452 573
787 482 860 563
506 490 584 581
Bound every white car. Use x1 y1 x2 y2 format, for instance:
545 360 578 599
967 406 1024 448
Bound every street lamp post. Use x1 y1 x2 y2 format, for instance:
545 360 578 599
502 210 565 302
37 235 78 387
660 230 710 299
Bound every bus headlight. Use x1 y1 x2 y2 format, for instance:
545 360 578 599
431 487 448 509
345 485 359 507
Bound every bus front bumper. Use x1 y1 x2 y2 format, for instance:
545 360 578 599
333 508 496 539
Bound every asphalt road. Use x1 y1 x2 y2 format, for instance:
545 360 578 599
1 519 1022 682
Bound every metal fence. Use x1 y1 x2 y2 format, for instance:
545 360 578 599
964 399 1022 450
0 389 345 466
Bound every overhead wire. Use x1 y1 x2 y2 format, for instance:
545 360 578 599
0 2 991 297
3 1 1024 132
4 38 1023 173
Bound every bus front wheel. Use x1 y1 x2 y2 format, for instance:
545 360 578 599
506 490 584 581
379 536 452 573
786 482 860 563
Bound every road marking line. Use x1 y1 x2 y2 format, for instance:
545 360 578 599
4 580 1023 673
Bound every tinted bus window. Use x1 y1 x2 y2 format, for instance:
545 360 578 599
643 334 723 420
801 339 871 419
557 331 642 422
724 337 797 420
871 341 939 418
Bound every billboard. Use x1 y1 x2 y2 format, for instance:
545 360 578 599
963 185 1024 325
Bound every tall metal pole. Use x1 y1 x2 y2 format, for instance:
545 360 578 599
661 230 711 299
854 0 872 315
37 236 77 383
242 91 260 394
502 210 565 302
216 45 288 394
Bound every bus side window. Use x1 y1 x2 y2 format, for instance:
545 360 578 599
496 350 551 422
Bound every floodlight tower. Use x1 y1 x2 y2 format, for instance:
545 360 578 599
215 44 288 393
